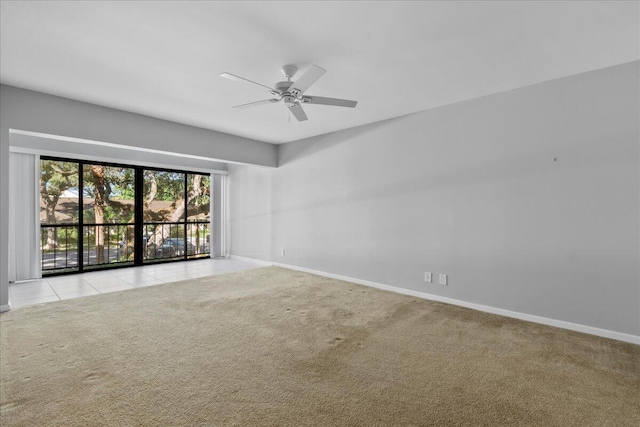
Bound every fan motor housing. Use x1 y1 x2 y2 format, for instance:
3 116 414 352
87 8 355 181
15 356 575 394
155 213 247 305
273 81 293 95
282 95 296 107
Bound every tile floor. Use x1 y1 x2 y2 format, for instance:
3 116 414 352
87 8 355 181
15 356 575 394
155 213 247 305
8 258 264 309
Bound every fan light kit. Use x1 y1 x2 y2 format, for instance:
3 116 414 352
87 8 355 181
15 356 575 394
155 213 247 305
220 64 358 122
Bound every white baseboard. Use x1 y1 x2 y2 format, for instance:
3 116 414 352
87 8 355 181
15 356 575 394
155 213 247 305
263 260 637 345
229 254 273 267
0 304 11 313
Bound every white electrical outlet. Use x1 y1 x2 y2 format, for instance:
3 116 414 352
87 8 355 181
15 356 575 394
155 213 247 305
281 248 285 256
439 274 447 286
424 272 432 283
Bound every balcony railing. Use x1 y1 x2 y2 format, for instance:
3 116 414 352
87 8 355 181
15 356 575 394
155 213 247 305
142 222 210 262
41 224 79 272
41 221 210 274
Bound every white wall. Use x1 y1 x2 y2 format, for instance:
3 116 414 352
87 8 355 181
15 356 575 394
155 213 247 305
0 84 278 310
228 164 272 262
229 61 640 337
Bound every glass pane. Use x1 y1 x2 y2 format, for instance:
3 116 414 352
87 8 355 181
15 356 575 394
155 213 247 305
187 222 210 258
186 174 210 259
40 159 80 273
41 225 79 272
119 225 136 263
40 159 79 225
83 165 135 224
143 170 185 222
143 223 185 262
186 174 210 222
83 224 134 269
81 164 136 268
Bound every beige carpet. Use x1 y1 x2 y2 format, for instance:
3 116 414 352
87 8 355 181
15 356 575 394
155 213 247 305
1 267 638 426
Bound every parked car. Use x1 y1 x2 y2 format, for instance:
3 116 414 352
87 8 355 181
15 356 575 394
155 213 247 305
156 238 196 258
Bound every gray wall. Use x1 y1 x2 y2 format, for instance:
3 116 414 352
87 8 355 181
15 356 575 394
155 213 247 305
229 61 640 336
1 85 277 167
0 84 278 310
10 132 229 173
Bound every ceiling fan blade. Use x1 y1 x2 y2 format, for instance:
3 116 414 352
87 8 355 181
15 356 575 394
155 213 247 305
233 99 279 109
302 96 357 108
220 72 273 91
288 65 326 97
287 103 308 122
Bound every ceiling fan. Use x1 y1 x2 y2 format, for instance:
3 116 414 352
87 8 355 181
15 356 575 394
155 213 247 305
220 65 357 122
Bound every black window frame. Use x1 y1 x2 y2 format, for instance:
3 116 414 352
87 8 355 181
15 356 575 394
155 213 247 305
40 156 212 276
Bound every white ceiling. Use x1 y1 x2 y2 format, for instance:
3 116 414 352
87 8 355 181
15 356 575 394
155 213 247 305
1 1 638 144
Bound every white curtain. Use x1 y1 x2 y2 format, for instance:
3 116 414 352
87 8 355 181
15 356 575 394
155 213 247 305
8 153 41 281
212 173 228 258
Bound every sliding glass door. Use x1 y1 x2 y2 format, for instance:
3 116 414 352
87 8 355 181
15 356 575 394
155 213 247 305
143 170 185 262
40 157 212 275
142 171 211 263
83 164 135 269
185 173 211 259
40 159 80 272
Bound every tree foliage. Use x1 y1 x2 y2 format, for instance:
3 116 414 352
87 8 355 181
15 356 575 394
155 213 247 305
40 159 211 262
83 165 135 224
